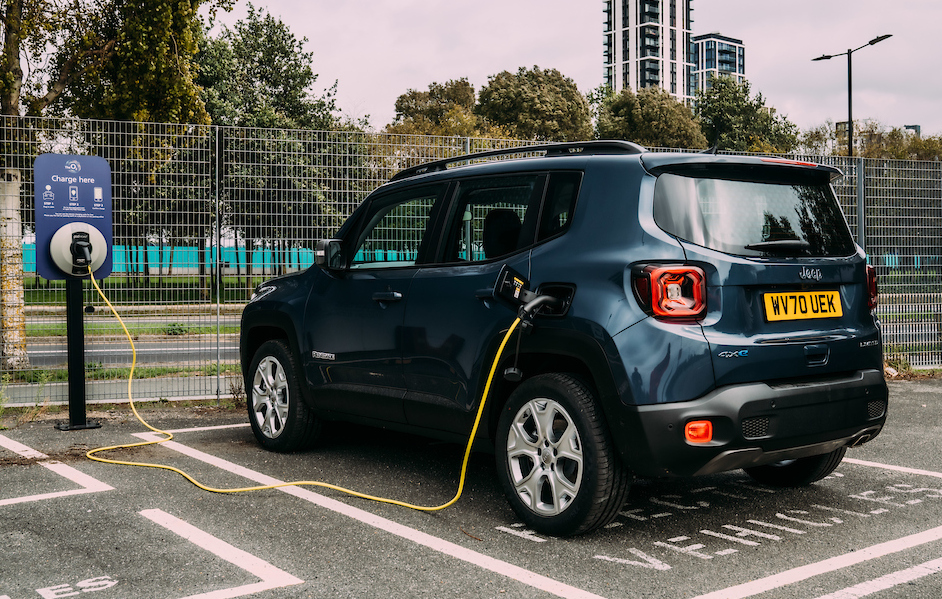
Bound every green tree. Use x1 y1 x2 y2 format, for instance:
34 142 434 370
197 5 342 285
46 1 237 293
1 0 226 368
800 120 942 160
51 0 216 123
197 3 337 129
595 86 707 149
798 120 837 155
856 121 942 161
386 78 508 138
477 66 592 141
695 76 798 153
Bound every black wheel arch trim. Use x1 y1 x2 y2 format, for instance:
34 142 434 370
240 305 305 383
477 322 634 450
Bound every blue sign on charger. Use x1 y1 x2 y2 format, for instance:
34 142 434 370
34 154 113 280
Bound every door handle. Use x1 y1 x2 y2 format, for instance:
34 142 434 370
372 291 403 302
475 288 494 300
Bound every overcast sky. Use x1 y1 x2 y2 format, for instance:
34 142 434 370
206 1 939 136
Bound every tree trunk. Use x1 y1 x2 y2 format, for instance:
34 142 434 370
1 169 29 369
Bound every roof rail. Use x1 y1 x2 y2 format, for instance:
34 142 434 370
388 140 646 182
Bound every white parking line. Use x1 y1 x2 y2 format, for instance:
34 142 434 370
154 423 250 434
141 509 302 599
809 556 942 599
844 458 942 479
688 524 942 599
0 432 50 459
0 433 114 507
134 432 606 599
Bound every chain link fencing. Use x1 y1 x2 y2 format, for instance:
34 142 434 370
0 116 939 407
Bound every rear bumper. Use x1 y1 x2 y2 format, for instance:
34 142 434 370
620 369 888 478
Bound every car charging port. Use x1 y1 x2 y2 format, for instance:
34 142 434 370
493 264 566 381
493 265 565 326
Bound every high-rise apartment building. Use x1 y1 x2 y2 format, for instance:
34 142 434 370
692 33 745 91
602 0 696 104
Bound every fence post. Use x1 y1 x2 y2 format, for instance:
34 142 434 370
214 126 222 404
856 156 866 251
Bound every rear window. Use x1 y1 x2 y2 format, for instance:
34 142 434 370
653 173 856 258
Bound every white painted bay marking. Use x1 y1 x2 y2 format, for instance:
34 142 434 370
809 556 942 599
134 433 607 599
495 526 547 542
844 457 942 479
0 433 49 459
688 524 942 599
0 461 114 507
594 549 671 571
141 508 302 599
700 530 760 546
148 423 250 434
0 434 114 507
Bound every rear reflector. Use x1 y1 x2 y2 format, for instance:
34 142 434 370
685 420 713 443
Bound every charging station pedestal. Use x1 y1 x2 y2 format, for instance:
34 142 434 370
34 154 113 431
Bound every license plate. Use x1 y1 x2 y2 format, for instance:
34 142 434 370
763 291 842 322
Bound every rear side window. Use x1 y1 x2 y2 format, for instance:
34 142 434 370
441 174 543 263
653 173 856 258
538 172 582 241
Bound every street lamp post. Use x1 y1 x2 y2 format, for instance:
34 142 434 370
812 34 892 157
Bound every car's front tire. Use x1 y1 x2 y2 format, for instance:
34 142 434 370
246 339 320 452
743 446 846 487
495 373 630 536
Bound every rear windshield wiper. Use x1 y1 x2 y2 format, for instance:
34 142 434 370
743 240 811 254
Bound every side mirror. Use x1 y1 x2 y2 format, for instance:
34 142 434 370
314 239 344 270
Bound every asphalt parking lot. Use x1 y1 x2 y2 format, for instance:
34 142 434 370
2 379 941 599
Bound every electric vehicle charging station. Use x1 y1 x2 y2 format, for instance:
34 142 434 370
34 153 113 431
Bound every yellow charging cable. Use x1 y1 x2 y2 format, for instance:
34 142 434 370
85 268 520 512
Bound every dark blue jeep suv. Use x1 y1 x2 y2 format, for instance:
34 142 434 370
240 141 887 536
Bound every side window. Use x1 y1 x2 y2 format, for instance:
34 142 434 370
350 184 444 269
537 172 583 241
442 174 543 263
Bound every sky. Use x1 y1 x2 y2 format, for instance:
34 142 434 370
204 0 941 136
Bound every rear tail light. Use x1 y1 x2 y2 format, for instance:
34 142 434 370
867 265 878 311
634 265 707 320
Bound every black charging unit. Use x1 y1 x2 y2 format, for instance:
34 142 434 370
34 154 113 431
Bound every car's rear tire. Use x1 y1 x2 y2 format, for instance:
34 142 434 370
743 446 846 487
246 339 320 452
495 373 630 536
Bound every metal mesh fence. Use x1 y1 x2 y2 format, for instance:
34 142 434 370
1 116 940 408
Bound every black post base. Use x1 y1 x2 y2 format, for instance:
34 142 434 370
54 421 102 431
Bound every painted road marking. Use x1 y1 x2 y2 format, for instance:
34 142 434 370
688 524 942 599
134 432 606 599
844 458 942 479
0 433 50 459
148 423 250 434
0 434 113 507
809 556 942 599
141 509 302 599
495 525 547 542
